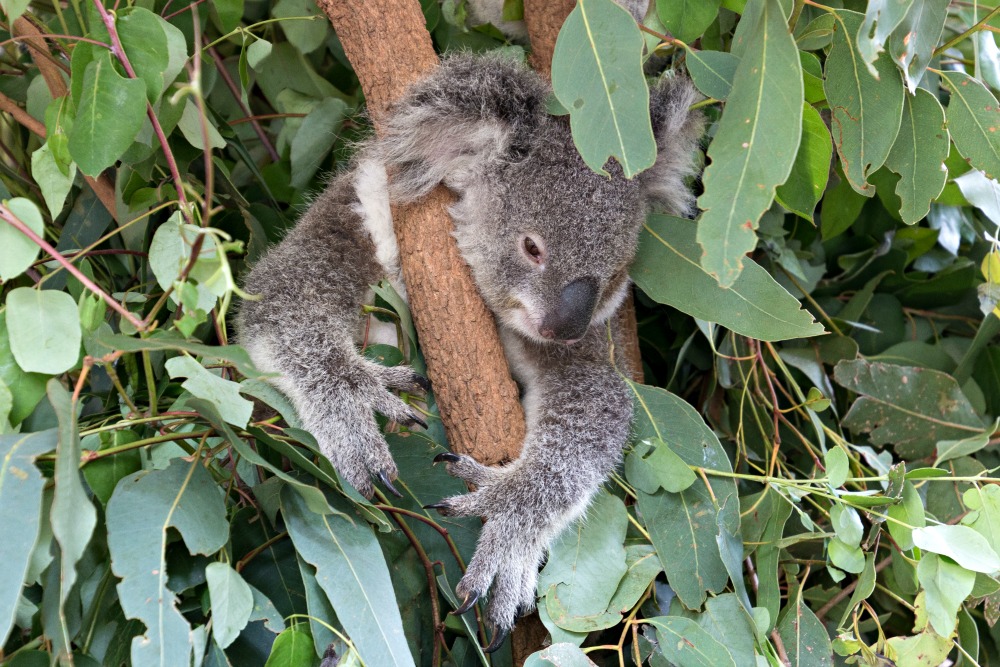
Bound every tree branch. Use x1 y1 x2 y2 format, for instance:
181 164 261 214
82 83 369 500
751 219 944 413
313 0 526 467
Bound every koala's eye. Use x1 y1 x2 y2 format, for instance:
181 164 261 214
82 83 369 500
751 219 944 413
522 236 545 264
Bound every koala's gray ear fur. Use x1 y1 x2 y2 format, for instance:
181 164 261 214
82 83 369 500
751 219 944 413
374 53 548 202
640 75 705 217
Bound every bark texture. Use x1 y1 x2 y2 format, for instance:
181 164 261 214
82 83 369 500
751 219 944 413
523 0 576 77
315 0 526 467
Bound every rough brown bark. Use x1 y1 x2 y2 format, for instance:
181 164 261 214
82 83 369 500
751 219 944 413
315 0 526 467
523 0 576 77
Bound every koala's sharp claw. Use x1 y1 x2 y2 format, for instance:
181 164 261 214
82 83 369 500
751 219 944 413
413 374 431 392
404 413 428 430
433 452 461 464
377 470 403 497
483 626 510 653
422 501 450 515
450 591 479 615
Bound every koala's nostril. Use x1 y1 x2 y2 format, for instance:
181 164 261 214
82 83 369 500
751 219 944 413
539 328 557 339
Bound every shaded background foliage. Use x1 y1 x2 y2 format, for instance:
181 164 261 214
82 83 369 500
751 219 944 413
1 0 1000 665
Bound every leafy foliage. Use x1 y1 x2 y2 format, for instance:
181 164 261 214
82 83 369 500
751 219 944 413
1 0 1000 666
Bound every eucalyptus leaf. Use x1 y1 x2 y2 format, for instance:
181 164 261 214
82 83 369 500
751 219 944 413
942 71 1000 181
884 88 949 225
106 460 228 667
633 216 824 341
6 287 81 375
552 0 656 178
917 553 974 636
912 525 1000 574
0 430 56 646
824 10 905 196
696 0 802 286
0 198 44 281
205 562 254 648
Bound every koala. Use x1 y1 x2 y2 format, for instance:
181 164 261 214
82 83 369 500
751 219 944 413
237 54 702 651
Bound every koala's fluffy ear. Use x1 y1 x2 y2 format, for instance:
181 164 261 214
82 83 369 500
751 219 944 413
639 76 705 217
375 53 548 202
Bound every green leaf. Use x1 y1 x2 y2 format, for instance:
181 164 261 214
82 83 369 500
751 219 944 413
646 616 738 667
685 49 738 101
551 0 655 178
695 0 802 286
264 626 317 667
67 51 147 177
633 216 824 341
94 330 261 378
165 356 253 427
523 643 596 667
963 485 1000 557
606 545 661 613
856 0 914 77
0 314 46 426
775 103 832 222
776 600 832 667
6 287 81 375
656 0 720 43
888 481 925 551
625 438 696 493
912 525 1000 574
271 0 328 54
884 88 949 224
934 422 998 465
942 71 1000 181
885 629 952 667
819 165 867 238
673 595 756 667
823 10 905 196
290 97 348 189
177 99 227 151
280 487 415 667
30 143 77 217
889 0 947 94
917 553 974 636
206 562 254 648
0 198 44 281
48 381 97 644
538 492 628 632
828 537 865 573
0 430 56 646
834 359 986 459
825 447 849 488
1 0 30 23
117 8 170 104
628 382 739 609
754 489 791 632
106 459 229 667
838 552 877 628
831 504 863 547
213 0 244 34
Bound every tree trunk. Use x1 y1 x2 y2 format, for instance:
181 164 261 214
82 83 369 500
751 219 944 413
315 0 526 467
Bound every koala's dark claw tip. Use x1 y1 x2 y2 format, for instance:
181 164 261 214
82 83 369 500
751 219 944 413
377 470 403 498
483 626 510 653
412 374 431 392
404 413 428 430
450 591 479 615
422 502 452 516
433 452 461 465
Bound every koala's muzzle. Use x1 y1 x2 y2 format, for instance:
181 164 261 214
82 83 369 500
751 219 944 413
540 277 599 343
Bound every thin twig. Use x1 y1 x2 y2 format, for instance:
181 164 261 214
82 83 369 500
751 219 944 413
0 204 147 331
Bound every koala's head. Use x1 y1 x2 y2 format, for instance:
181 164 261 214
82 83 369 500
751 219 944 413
376 54 703 345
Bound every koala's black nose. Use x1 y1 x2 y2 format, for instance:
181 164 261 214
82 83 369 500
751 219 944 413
539 277 599 342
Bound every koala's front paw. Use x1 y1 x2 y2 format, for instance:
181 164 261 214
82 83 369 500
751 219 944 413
426 455 550 652
319 361 429 499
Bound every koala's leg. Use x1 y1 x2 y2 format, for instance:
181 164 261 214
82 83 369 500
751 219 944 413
428 329 632 647
237 176 425 498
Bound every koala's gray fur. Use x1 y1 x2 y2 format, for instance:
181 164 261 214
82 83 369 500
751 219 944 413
237 53 702 648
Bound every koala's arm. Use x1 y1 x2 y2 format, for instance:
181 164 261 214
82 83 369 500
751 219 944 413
236 175 427 498
431 326 632 645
